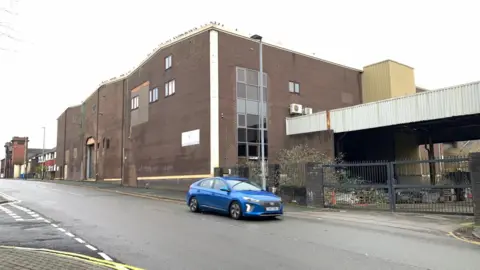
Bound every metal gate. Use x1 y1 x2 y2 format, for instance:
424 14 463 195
323 157 473 215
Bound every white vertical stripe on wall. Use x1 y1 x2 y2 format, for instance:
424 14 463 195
209 30 220 174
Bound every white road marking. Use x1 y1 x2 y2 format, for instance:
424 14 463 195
85 244 97 251
5 201 116 263
98 252 113 261
75 238 86 244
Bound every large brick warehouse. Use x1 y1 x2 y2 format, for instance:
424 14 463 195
56 23 419 188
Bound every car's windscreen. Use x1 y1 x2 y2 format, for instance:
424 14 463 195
226 180 262 191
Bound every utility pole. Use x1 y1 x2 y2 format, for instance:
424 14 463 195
42 127 45 180
250 34 266 190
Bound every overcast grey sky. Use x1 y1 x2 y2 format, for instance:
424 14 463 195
0 0 478 158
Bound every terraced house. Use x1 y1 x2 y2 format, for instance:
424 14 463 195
55 22 425 189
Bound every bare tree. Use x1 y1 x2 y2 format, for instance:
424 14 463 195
277 144 341 187
0 1 20 51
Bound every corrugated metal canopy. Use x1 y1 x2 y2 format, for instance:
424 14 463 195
286 81 480 135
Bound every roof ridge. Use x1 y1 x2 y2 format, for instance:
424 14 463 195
96 22 362 88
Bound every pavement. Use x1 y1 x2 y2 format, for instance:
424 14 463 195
0 246 113 269
1 179 480 270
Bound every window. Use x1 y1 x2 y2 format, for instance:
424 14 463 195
235 67 269 161
165 80 175 97
149 88 159 103
289 81 300 93
225 180 262 191
106 139 110 149
131 96 139 110
165 55 172 70
199 179 214 188
213 179 227 190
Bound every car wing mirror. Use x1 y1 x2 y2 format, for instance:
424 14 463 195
220 187 230 192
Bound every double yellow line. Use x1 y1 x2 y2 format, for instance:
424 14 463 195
0 246 144 270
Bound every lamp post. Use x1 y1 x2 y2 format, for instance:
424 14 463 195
250 34 266 190
41 127 45 180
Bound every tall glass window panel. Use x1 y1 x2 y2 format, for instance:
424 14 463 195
237 83 246 98
246 70 258 85
237 128 246 143
247 129 260 143
237 114 246 127
237 68 246 83
246 114 259 129
236 99 246 114
246 85 259 101
245 100 259 115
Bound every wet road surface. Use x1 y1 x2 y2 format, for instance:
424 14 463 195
1 179 479 270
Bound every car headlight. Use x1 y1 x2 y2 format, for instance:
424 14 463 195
243 196 260 203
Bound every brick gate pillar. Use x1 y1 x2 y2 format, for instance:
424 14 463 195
469 152 480 238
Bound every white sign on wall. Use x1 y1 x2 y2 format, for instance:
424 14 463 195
181 129 200 147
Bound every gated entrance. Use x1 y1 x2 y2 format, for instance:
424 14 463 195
215 156 475 215
323 157 473 214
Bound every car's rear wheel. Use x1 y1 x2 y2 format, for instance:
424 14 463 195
229 201 242 220
189 197 200 213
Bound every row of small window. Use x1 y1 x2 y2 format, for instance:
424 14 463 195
237 128 268 144
237 143 268 158
131 80 176 110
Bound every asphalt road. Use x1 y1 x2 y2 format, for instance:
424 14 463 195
1 179 479 270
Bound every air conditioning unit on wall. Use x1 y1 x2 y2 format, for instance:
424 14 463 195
289 103 303 115
303 107 313 115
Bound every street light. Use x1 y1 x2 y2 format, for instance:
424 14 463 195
250 34 266 191
42 127 45 180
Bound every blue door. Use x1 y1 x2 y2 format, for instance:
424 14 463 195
196 178 214 208
210 179 231 212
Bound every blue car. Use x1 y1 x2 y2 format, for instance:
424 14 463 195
186 176 283 220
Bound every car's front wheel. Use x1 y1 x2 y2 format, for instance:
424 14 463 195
229 201 242 220
189 197 200 213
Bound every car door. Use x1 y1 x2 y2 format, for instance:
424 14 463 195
196 178 214 207
210 178 231 212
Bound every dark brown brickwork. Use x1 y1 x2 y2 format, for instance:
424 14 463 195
55 105 82 179
97 81 124 180
55 110 66 179
217 32 362 165
56 26 362 186
122 30 211 185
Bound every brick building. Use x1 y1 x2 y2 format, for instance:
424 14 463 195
55 23 411 188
